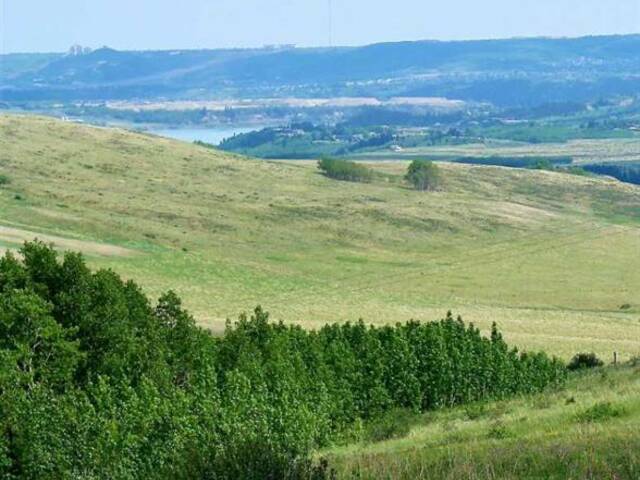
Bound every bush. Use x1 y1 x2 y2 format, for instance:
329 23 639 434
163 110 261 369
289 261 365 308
363 408 415 442
317 157 373 182
567 352 604 371
487 421 510 439
529 159 554 171
405 160 440 191
0 174 10 186
465 402 488 420
575 402 625 423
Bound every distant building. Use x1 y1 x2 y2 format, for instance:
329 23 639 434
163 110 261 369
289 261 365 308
67 44 92 56
262 44 296 51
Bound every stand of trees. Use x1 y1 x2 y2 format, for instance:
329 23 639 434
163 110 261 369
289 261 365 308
0 242 566 479
406 160 441 191
582 162 640 185
318 157 374 182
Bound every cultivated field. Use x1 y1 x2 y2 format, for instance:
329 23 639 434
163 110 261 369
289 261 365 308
2 114 640 360
351 138 640 164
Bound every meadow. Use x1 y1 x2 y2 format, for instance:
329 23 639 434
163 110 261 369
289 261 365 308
1 114 640 360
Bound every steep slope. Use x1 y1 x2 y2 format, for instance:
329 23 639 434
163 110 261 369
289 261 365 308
1 114 640 358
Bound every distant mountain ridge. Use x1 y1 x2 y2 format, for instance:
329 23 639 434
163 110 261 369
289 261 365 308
1 34 639 106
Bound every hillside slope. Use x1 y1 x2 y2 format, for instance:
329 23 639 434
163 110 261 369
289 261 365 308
1 114 640 358
326 363 640 479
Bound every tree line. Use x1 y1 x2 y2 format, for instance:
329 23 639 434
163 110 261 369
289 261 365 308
582 162 640 186
0 242 566 479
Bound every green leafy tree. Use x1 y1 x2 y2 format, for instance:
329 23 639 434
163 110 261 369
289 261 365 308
405 160 441 191
0 242 566 479
317 157 373 182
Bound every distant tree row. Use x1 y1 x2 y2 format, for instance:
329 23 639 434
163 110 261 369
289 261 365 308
454 156 573 169
0 242 566 479
582 162 640 185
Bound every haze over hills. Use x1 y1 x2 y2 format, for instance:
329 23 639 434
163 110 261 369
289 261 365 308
2 34 640 105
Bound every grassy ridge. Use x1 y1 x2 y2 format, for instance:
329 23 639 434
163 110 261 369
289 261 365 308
1 114 640 360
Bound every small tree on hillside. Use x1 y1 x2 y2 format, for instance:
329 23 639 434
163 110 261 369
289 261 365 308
405 160 440 191
317 157 373 183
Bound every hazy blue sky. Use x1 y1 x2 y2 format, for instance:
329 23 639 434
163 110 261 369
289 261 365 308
2 0 639 53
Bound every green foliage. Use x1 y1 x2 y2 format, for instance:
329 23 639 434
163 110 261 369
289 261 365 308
563 166 590 176
0 175 10 186
455 155 573 169
362 408 416 443
575 402 626 423
567 352 604 371
529 159 555 170
464 402 488 420
583 162 640 185
193 140 216 149
0 242 566 479
317 157 374 182
405 160 441 191
486 421 510 439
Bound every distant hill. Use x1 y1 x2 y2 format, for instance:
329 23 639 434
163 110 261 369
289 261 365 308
2 35 640 106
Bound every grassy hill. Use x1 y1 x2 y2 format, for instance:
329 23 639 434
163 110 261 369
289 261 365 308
1 114 640 360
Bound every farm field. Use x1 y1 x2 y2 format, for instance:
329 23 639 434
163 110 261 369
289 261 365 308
2 114 640 360
350 138 640 164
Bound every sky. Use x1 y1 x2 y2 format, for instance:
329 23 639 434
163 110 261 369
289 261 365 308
2 0 639 53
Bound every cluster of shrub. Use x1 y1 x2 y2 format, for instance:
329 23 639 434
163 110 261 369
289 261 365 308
318 157 441 191
317 157 374 183
0 242 566 479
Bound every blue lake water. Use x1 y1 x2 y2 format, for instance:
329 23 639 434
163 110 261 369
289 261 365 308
147 126 262 145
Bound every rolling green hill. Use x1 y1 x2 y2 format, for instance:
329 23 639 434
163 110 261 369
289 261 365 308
1 114 640 360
